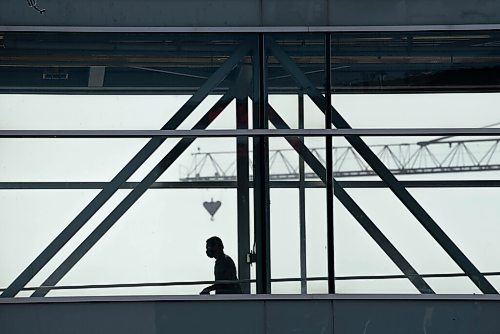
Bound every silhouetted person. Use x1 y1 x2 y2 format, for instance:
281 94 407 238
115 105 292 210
200 236 242 295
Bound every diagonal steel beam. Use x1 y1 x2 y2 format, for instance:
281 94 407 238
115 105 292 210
1 41 253 298
31 88 239 297
269 40 497 294
268 106 434 294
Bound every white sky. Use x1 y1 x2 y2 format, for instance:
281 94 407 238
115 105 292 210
1 93 499 296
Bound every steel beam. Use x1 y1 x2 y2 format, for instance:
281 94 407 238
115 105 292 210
269 40 497 294
4 180 500 190
268 106 434 294
2 128 500 138
325 33 335 294
298 93 307 294
252 34 271 294
3 25 500 33
5 180 500 190
236 67 251 294
0 42 252 298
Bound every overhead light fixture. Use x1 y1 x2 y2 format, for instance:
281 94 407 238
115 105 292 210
42 72 68 80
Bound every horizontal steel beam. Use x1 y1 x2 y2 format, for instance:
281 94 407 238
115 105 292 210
2 293 500 304
2 180 500 189
1 180 500 189
3 25 500 33
1 128 500 138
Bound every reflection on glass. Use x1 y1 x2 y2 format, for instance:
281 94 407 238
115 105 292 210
331 31 500 93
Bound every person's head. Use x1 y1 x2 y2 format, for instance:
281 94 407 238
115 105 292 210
206 236 224 258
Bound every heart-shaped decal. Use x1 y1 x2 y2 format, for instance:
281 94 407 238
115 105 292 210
203 199 222 220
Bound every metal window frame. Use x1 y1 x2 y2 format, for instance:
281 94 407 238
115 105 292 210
1 31 499 297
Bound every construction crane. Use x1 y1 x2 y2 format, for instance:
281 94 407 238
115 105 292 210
180 136 500 182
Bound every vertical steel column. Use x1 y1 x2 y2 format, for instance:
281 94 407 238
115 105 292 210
298 93 307 294
252 34 271 294
236 80 251 294
325 33 335 294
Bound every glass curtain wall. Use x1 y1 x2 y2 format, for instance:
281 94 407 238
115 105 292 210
1 30 500 297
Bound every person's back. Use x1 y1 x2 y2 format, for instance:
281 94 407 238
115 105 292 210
214 254 242 294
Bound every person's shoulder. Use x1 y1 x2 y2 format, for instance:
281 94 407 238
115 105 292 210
223 254 235 264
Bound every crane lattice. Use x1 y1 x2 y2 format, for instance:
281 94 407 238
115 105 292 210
180 137 500 181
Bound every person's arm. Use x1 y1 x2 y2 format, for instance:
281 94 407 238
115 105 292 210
200 276 227 294
200 258 234 294
200 283 218 294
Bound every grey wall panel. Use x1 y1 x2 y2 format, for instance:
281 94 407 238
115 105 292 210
0 0 261 27
1 297 500 334
262 0 328 26
266 300 333 334
329 0 407 26
1 0 500 28
334 299 500 334
0 301 156 334
329 0 500 26
154 300 264 334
